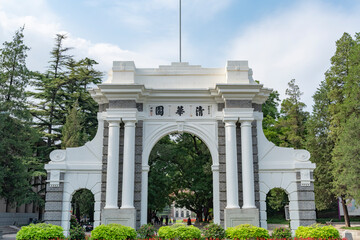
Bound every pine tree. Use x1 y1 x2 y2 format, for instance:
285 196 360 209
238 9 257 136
62 57 102 139
30 34 73 148
328 32 360 227
276 79 309 149
61 101 87 148
306 80 336 210
30 34 103 150
0 26 31 118
326 33 355 141
0 27 44 206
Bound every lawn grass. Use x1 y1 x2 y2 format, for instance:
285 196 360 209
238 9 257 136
341 226 360 230
267 215 290 224
317 216 360 224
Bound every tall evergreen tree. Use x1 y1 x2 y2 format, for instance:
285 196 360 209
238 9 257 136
30 34 73 148
276 79 308 149
61 101 88 148
30 34 103 151
62 57 102 139
0 26 31 118
0 27 44 206
326 33 355 141
306 80 336 211
328 32 360 227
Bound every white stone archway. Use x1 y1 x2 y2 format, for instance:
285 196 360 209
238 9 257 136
44 61 316 235
140 121 220 225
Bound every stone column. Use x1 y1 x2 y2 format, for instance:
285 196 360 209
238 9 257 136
105 120 121 209
225 120 240 209
140 165 150 225
121 121 136 209
241 120 256 209
212 164 221 223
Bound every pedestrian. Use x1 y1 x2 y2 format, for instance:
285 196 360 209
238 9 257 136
160 216 163 226
187 217 191 226
165 216 169 225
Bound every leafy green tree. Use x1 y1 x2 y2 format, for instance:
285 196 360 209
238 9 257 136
306 80 336 211
276 79 309 149
148 133 213 222
171 133 213 222
266 188 289 218
71 189 94 223
262 90 283 146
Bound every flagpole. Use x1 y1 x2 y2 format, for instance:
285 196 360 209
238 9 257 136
179 0 182 62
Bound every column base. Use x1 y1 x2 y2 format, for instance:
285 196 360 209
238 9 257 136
224 208 259 229
101 208 136 229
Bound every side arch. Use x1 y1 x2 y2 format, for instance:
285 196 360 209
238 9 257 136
61 172 102 235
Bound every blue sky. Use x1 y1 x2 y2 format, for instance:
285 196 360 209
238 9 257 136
1 0 360 110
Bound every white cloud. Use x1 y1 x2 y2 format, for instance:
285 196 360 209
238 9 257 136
0 0 176 75
227 1 360 110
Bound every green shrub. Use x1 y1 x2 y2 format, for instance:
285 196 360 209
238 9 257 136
176 225 201 240
295 224 340 239
16 223 65 240
91 223 136 240
202 223 226 239
69 224 86 240
158 225 201 239
271 226 292 239
158 226 177 239
171 223 186 228
226 224 270 240
137 223 156 239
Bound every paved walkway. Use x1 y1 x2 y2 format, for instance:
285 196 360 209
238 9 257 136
0 225 19 240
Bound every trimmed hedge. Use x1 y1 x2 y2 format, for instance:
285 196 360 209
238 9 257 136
91 223 137 240
16 223 65 240
226 224 270 240
295 224 340 239
158 224 201 240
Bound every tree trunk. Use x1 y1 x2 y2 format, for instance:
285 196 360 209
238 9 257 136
196 212 202 222
341 197 351 227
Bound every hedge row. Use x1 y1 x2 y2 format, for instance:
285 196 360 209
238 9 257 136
16 222 342 240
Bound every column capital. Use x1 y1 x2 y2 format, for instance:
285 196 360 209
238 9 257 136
106 117 122 124
142 165 150 172
211 164 220 171
240 119 254 126
123 120 137 127
224 120 237 127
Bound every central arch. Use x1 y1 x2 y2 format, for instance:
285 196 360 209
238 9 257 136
140 121 220 225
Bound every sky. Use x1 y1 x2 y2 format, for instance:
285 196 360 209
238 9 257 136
1 0 360 110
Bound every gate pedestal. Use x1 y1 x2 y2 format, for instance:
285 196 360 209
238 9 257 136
101 208 136 229
224 208 259 228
